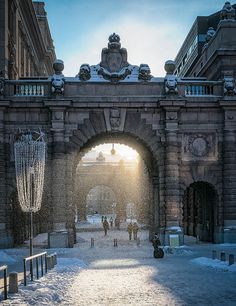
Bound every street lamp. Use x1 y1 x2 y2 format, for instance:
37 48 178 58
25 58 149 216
111 143 116 155
14 129 46 256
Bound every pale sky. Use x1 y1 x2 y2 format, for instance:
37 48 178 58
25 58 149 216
41 0 228 77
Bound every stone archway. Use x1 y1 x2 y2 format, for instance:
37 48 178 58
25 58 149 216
48 106 183 247
85 185 117 216
182 181 219 242
73 137 155 224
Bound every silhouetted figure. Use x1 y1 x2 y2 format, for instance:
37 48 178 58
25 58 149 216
109 217 113 227
132 222 139 240
152 233 164 258
127 222 133 240
103 217 109 236
115 217 120 230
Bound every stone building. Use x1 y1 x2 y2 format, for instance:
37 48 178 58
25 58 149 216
175 2 236 80
0 0 56 79
1 2 236 248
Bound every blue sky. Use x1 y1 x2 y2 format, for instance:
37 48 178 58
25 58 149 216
41 0 230 76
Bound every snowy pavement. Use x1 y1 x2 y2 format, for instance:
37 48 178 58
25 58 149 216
1 229 236 306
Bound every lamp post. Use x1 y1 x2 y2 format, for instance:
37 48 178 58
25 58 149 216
14 129 46 256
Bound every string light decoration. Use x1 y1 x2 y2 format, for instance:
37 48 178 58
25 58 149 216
14 129 46 212
14 129 46 255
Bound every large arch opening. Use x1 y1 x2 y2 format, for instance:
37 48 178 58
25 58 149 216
182 181 219 242
74 141 152 232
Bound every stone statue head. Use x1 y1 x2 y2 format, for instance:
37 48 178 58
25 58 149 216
138 64 152 81
78 64 91 81
224 76 235 96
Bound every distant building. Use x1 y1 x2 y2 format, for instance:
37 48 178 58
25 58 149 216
175 2 236 80
0 0 56 79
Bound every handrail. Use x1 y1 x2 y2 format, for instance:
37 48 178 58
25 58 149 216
0 265 7 300
23 252 47 286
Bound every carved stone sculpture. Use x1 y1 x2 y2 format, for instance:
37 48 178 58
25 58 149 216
165 75 178 94
164 60 178 94
206 27 216 42
109 108 121 129
51 59 65 95
138 64 152 81
108 33 121 49
0 78 4 95
98 65 132 83
220 1 235 20
78 64 91 81
224 76 236 96
96 33 133 82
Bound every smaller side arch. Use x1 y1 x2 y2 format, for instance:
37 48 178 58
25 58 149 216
182 181 221 242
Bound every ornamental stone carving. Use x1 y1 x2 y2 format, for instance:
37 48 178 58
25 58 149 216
77 64 91 81
206 27 216 42
220 1 235 20
0 77 4 95
224 76 236 96
97 33 132 83
182 133 217 161
109 108 121 129
104 108 126 131
164 60 178 94
51 59 65 95
138 64 152 81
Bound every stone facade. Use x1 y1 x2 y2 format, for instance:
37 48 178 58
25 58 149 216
175 2 236 80
0 0 56 79
1 15 236 247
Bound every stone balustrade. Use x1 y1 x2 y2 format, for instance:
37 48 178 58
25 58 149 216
0 78 225 99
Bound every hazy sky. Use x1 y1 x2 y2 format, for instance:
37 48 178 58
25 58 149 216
41 0 228 77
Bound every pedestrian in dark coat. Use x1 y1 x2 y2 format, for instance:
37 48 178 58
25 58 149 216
127 222 133 240
103 217 109 236
132 222 139 240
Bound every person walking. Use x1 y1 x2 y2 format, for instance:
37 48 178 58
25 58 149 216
127 222 133 240
132 222 139 240
103 216 109 236
109 216 113 228
115 217 120 230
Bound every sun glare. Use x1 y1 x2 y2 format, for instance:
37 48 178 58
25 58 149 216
94 144 139 161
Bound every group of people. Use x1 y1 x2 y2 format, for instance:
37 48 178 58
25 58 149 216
127 221 139 240
102 216 120 235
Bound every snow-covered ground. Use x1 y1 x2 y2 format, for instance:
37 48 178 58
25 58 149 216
1 229 236 305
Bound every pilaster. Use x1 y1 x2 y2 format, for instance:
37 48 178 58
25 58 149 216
162 107 183 245
223 109 236 242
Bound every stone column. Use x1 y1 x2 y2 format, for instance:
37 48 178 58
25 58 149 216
163 108 183 245
152 176 159 234
0 0 8 78
223 121 236 242
65 153 76 247
0 109 10 247
51 131 67 231
48 108 69 248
